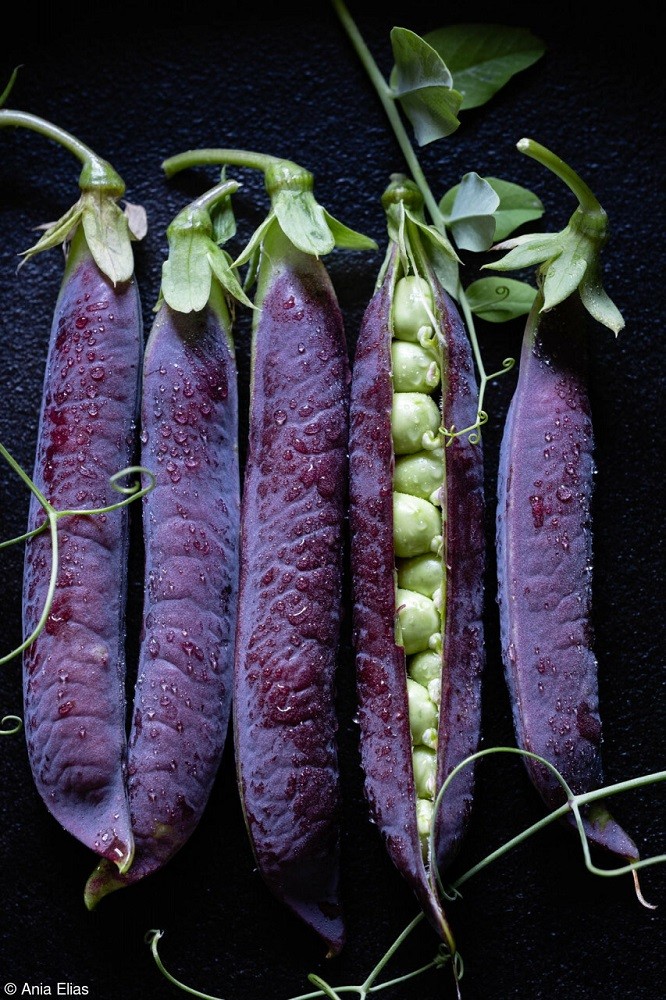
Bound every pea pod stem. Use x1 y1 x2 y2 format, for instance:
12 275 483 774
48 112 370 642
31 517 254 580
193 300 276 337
0 108 125 193
516 138 602 217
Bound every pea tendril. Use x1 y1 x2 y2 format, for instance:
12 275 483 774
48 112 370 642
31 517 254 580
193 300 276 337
0 441 154 666
146 751 664 999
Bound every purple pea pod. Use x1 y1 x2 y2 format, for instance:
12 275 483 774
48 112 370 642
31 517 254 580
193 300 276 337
490 139 639 863
85 179 246 905
161 148 376 956
349 177 484 953
0 102 146 873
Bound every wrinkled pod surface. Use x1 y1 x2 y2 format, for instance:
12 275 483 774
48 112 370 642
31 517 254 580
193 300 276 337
233 224 349 956
496 290 638 861
22 228 142 870
348 242 485 948
85 282 240 903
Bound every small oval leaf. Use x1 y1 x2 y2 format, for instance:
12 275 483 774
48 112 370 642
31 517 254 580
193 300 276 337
466 276 537 322
424 23 546 110
441 176 545 241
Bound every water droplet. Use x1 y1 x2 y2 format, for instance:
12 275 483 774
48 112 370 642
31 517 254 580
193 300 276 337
274 409 287 426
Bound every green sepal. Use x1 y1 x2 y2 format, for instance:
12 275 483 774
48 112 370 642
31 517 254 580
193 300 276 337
440 172 499 251
161 220 213 314
233 212 276 269
271 187 376 257
389 27 463 145
384 195 461 300
322 208 378 250
19 201 84 265
466 276 537 323
486 231 562 272
207 244 255 310
485 138 625 335
81 192 135 285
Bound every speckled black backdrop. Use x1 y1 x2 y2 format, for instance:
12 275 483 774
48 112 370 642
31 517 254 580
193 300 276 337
0 3 664 999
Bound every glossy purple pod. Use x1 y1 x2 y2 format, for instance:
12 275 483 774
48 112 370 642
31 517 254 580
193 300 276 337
496 291 638 861
85 290 240 904
233 231 348 957
22 229 142 870
348 244 484 950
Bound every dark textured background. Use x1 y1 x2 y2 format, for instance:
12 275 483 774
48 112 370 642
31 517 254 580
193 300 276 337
0 4 664 998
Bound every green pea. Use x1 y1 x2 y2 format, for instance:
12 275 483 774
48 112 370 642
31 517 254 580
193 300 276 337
397 553 443 599
408 650 441 688
393 449 444 503
406 676 438 744
393 492 441 559
392 275 434 342
412 745 437 800
391 341 440 394
397 588 440 655
391 392 441 455
416 797 434 845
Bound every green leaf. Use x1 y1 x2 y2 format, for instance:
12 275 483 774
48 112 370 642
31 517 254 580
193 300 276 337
161 229 212 313
466 276 537 322
81 195 134 284
441 177 544 241
424 23 545 110
210 177 237 245
389 27 462 145
442 171 499 251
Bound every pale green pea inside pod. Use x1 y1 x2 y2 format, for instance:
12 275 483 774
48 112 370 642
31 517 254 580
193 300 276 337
393 449 444 503
392 275 434 342
406 676 439 744
397 553 443 599
393 492 442 559
408 649 441 688
391 340 440 394
391 392 442 455
396 587 440 655
412 745 437 799
416 797 434 842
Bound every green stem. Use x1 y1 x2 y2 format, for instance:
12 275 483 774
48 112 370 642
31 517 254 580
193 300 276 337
188 178 240 215
331 0 504 439
0 109 125 193
163 148 282 179
517 137 602 216
332 1 443 230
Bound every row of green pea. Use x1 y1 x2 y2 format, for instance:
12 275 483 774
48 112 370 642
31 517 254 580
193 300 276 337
390 273 447 855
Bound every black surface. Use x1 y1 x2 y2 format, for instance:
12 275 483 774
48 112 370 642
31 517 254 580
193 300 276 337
0 4 664 999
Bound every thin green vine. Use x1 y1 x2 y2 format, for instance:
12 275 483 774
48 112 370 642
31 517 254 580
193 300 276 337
146 748 664 1000
331 0 514 440
0 441 153 665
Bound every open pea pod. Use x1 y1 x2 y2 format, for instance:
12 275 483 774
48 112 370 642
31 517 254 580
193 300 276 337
348 176 485 955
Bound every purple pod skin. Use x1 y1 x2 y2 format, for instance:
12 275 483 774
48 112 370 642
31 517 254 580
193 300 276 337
496 290 638 861
85 287 240 904
234 228 348 957
348 244 483 950
22 228 142 870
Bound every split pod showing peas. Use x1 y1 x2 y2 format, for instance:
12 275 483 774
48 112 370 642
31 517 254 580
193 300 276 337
85 178 248 905
0 94 146 871
163 148 376 956
490 140 639 865
348 176 485 951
